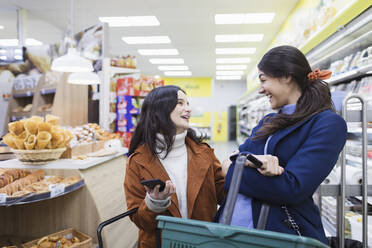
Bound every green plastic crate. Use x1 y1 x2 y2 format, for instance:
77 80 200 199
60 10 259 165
157 216 329 248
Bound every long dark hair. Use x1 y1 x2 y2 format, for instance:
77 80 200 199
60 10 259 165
254 45 334 140
128 85 201 158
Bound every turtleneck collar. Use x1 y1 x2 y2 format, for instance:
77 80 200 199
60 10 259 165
156 131 187 158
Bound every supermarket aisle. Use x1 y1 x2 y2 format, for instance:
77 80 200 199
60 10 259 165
209 141 239 163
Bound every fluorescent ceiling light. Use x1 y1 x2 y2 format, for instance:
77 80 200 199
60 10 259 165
51 48 93 72
138 49 179 56
215 34 264 43
122 36 171 44
216 75 242 80
216 65 247 70
99 16 160 27
215 13 275 24
216 71 244 76
164 71 192 76
0 38 43 46
216 48 256 54
149 58 184 64
216 58 251 64
158 65 189 71
0 25 4 30
68 72 100 85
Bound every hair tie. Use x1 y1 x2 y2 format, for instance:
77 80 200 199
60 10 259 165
307 68 332 81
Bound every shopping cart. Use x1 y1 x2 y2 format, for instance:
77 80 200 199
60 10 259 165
97 155 328 248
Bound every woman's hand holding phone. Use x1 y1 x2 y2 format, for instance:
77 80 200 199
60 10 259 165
143 180 176 200
245 154 284 176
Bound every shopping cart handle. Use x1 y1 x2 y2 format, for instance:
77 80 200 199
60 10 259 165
97 207 138 248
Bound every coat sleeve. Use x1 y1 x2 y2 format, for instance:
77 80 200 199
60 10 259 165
226 113 347 205
124 155 167 232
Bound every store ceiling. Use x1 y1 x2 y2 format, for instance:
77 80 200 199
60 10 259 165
0 0 299 79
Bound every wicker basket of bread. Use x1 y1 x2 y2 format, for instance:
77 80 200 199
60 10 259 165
2 115 73 165
22 228 92 248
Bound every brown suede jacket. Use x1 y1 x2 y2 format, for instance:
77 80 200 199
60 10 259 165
124 137 225 248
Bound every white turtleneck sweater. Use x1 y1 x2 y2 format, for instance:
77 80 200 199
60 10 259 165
145 131 188 218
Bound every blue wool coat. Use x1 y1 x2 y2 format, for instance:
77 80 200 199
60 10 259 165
216 109 347 244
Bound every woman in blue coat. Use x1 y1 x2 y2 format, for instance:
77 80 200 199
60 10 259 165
217 45 347 244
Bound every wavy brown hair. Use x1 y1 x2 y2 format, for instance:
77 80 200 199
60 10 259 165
254 45 334 140
128 85 201 158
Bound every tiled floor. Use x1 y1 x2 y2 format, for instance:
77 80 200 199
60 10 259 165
208 141 239 163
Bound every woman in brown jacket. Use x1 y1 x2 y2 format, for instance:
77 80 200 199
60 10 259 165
124 85 225 248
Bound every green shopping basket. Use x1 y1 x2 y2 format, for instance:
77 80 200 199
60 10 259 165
156 215 329 248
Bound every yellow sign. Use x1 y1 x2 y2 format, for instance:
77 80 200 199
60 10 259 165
190 112 211 127
213 111 227 142
163 77 212 97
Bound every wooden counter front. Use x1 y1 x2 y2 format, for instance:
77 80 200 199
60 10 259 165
0 155 138 248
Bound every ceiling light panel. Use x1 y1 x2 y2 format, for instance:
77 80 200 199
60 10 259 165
158 65 189 71
122 36 171 44
0 38 43 46
99 16 160 27
216 71 244 76
0 25 4 30
216 75 242 80
164 71 192 76
216 48 256 54
215 13 275 24
216 58 251 64
215 34 264 43
216 65 247 70
138 49 179 56
149 58 184 64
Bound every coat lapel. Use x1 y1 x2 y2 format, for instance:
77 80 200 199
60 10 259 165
266 116 314 155
133 145 181 217
186 139 210 218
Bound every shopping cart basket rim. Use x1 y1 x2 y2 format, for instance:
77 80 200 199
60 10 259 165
156 215 328 248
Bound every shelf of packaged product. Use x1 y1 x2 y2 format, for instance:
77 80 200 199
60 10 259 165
12 90 34 98
40 88 56 95
299 0 372 54
317 184 372 197
110 66 139 77
322 216 337 237
345 110 372 123
345 154 372 167
326 64 372 85
239 125 251 137
347 128 372 141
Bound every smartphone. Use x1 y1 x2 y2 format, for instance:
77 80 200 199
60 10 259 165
246 154 263 168
140 179 166 192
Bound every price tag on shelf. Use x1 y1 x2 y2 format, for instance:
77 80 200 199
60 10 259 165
49 184 66 198
0 193 7 204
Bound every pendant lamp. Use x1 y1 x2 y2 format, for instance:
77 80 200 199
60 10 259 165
51 48 93 72
68 71 100 85
51 0 93 73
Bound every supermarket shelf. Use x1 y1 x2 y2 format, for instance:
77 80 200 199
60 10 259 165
317 184 372 197
326 64 372 85
110 66 140 77
300 0 372 54
345 154 372 166
321 216 337 237
345 110 372 123
13 90 34 98
40 88 56 95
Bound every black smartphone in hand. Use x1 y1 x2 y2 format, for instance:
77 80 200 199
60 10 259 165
246 154 263 168
141 179 166 192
